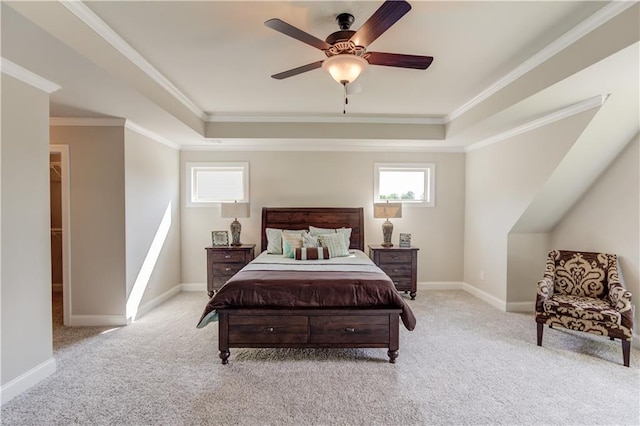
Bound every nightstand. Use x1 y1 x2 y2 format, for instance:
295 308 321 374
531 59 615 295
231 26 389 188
205 244 255 297
368 245 419 300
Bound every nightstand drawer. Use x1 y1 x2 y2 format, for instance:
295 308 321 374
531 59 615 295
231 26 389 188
389 278 412 292
229 315 308 344
379 263 412 278
211 263 245 276
209 250 248 263
378 250 413 264
309 316 389 344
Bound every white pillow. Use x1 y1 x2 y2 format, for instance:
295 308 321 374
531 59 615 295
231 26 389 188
265 228 306 254
309 226 352 248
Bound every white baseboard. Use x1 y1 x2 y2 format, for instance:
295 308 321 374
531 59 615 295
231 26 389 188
462 282 507 311
68 314 127 326
181 282 206 292
1 358 56 406
136 285 182 319
418 281 464 290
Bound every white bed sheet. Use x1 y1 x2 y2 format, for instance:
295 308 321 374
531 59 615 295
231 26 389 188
244 249 381 273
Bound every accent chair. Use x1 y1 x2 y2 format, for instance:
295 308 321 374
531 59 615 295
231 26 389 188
535 249 633 367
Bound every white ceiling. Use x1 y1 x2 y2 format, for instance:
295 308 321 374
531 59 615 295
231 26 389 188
2 1 638 150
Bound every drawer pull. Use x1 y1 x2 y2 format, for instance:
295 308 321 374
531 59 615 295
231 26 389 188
392 255 398 259
225 267 231 272
224 255 231 259
393 269 400 273
264 327 274 333
345 327 355 333
394 281 399 285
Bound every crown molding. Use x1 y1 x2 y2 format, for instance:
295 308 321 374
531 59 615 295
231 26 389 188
446 1 635 124
49 117 126 126
206 113 446 125
465 95 607 152
125 121 181 150
0 58 60 93
183 139 464 153
60 1 206 121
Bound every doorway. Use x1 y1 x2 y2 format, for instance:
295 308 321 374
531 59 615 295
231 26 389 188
49 145 70 326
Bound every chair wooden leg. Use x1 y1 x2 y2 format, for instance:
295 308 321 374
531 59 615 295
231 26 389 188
537 323 543 346
622 340 630 367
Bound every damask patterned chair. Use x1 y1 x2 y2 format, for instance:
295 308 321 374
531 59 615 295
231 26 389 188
535 250 633 366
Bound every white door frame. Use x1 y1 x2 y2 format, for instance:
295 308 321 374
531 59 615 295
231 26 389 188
50 145 71 326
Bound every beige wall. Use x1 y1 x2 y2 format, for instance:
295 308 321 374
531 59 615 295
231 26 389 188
124 129 181 314
551 135 639 329
180 150 465 285
50 126 126 319
1 75 54 393
464 109 598 301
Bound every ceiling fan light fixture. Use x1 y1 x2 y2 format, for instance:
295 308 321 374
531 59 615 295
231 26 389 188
322 54 368 85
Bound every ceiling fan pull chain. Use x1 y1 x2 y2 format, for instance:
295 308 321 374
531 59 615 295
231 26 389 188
343 82 348 114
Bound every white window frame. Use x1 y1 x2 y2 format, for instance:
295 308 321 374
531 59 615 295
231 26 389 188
374 162 435 207
186 162 249 207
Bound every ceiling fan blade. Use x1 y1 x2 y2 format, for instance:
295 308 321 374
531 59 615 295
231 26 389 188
366 52 434 69
265 18 332 51
350 0 411 47
271 60 324 80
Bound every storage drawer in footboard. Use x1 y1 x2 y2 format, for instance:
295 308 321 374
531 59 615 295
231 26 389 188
228 315 308 345
309 315 389 345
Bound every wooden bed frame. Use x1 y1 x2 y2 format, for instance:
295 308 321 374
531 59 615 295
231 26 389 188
217 207 402 364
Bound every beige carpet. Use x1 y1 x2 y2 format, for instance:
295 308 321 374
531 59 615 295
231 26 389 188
2 290 639 425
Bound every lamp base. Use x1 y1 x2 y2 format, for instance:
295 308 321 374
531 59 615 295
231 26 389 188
229 219 242 246
381 220 394 247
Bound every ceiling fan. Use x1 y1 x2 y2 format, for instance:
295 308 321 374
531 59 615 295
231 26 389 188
264 0 434 90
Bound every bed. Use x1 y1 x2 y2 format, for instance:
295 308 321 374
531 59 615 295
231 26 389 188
197 207 416 364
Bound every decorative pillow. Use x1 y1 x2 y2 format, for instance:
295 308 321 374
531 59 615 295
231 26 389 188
317 233 350 258
309 226 352 248
282 232 304 258
266 228 306 254
294 247 330 260
302 232 319 248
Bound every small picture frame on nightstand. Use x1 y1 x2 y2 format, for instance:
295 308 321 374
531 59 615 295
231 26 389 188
211 230 229 246
399 233 411 247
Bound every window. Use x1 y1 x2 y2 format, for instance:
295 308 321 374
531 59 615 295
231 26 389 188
186 162 249 206
374 163 435 207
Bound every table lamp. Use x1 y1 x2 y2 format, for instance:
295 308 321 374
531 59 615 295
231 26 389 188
221 201 250 246
373 202 403 247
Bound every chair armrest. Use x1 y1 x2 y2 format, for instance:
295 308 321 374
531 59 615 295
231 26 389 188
536 277 554 312
609 282 632 313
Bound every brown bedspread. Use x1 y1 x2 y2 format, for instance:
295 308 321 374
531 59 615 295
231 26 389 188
197 269 416 330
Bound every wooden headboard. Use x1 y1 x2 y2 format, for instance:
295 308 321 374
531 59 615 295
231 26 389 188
261 207 365 252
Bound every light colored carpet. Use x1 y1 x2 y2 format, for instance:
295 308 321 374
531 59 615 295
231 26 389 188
2 290 639 425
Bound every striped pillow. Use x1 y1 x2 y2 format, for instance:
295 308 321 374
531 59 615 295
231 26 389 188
282 232 303 258
317 232 350 258
294 247 330 260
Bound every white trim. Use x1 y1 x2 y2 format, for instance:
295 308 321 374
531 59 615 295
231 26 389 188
67 314 128 327
207 114 446 125
462 282 507 311
446 1 634 123
418 281 464 290
50 145 72 326
125 121 180 150
506 301 535 312
465 95 607 152
185 141 465 153
1 358 56 406
0 58 60 93
49 117 126 127
135 285 181 320
181 283 207 292
60 1 206 121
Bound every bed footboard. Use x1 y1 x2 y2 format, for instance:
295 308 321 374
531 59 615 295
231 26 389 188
217 308 401 364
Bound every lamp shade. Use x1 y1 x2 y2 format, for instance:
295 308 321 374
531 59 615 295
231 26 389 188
373 202 402 219
322 54 368 84
221 202 249 219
